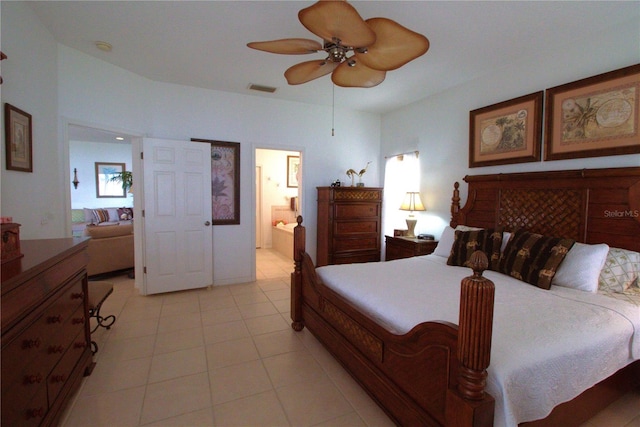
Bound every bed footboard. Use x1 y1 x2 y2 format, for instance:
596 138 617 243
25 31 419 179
291 216 495 426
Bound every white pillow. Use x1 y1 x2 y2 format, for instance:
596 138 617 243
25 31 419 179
433 226 455 257
552 242 609 293
598 247 640 293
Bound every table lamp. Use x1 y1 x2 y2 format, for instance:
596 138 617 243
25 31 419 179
399 192 426 237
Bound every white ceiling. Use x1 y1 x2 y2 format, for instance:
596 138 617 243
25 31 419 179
32 1 639 120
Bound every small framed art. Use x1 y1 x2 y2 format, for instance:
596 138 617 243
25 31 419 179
544 64 640 161
287 155 300 188
95 162 127 198
469 91 543 168
4 103 33 172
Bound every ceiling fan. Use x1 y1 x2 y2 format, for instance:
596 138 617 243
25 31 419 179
247 0 429 88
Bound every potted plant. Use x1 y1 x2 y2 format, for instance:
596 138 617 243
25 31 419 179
109 171 133 193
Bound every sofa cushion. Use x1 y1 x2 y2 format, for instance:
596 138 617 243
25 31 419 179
85 224 133 239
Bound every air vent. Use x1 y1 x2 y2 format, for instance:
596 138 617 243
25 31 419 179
248 83 277 93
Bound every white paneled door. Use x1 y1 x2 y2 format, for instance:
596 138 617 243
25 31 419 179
141 138 213 295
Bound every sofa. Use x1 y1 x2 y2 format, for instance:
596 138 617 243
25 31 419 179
84 223 134 277
72 207 134 237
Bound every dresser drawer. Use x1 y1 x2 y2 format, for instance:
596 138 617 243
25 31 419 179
333 236 379 253
334 203 380 219
1 278 86 410
48 325 87 405
334 220 379 235
1 371 48 427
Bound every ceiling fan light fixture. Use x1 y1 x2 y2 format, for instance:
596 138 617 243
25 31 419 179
248 0 429 88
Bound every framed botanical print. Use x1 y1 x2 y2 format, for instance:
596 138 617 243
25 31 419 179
4 103 33 172
192 138 241 225
469 91 543 168
287 155 300 188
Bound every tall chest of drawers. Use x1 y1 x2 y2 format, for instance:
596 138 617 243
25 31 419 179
316 186 383 266
1 238 93 427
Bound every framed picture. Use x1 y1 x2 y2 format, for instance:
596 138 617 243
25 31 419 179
287 155 300 188
545 64 640 161
4 103 33 172
469 91 543 168
192 138 241 225
95 162 126 198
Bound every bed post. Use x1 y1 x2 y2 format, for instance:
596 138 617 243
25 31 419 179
445 251 495 427
291 215 305 331
450 181 461 227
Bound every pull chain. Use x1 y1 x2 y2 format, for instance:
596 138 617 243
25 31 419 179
332 84 335 137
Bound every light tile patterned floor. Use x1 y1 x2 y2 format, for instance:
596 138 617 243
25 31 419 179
61 249 640 426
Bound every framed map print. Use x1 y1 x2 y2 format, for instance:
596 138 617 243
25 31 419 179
545 64 640 160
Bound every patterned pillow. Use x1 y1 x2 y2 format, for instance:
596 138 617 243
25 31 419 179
447 228 503 271
91 209 110 224
598 247 640 293
117 207 134 220
499 229 575 290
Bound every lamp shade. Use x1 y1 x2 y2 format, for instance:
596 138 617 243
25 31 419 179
399 192 426 212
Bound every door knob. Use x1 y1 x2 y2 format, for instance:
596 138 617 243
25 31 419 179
204 221 211 226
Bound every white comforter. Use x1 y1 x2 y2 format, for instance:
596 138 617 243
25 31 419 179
316 255 640 427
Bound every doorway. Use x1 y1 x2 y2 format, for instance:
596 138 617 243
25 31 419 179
66 124 136 234
255 148 301 279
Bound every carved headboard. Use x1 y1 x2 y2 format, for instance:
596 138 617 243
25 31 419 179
451 167 640 252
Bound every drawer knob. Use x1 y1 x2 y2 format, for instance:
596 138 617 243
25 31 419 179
47 315 63 324
22 338 41 349
23 373 43 384
71 292 84 300
48 345 65 354
72 317 85 325
25 407 45 420
50 374 66 383
73 341 87 349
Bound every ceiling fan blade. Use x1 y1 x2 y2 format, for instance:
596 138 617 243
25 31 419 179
284 60 339 85
355 18 429 71
298 0 376 48
331 59 386 88
247 38 323 54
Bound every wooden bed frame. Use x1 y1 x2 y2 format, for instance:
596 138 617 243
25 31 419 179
290 167 640 427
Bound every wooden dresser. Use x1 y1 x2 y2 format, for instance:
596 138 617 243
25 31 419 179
1 238 93 427
316 186 382 266
385 235 438 261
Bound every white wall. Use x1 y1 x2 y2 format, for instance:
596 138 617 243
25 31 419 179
381 17 640 241
2 2 381 285
1 1 61 238
69 140 133 208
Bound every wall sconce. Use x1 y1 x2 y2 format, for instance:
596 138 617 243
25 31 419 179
399 192 426 237
72 168 80 189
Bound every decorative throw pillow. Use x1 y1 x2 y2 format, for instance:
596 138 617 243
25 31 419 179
117 207 134 220
447 228 503 271
499 229 575 290
598 247 640 293
551 242 609 293
106 208 120 222
91 208 110 224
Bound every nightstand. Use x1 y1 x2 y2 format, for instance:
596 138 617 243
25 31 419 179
385 235 438 261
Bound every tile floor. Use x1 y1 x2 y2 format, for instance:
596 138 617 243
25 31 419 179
61 249 640 427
